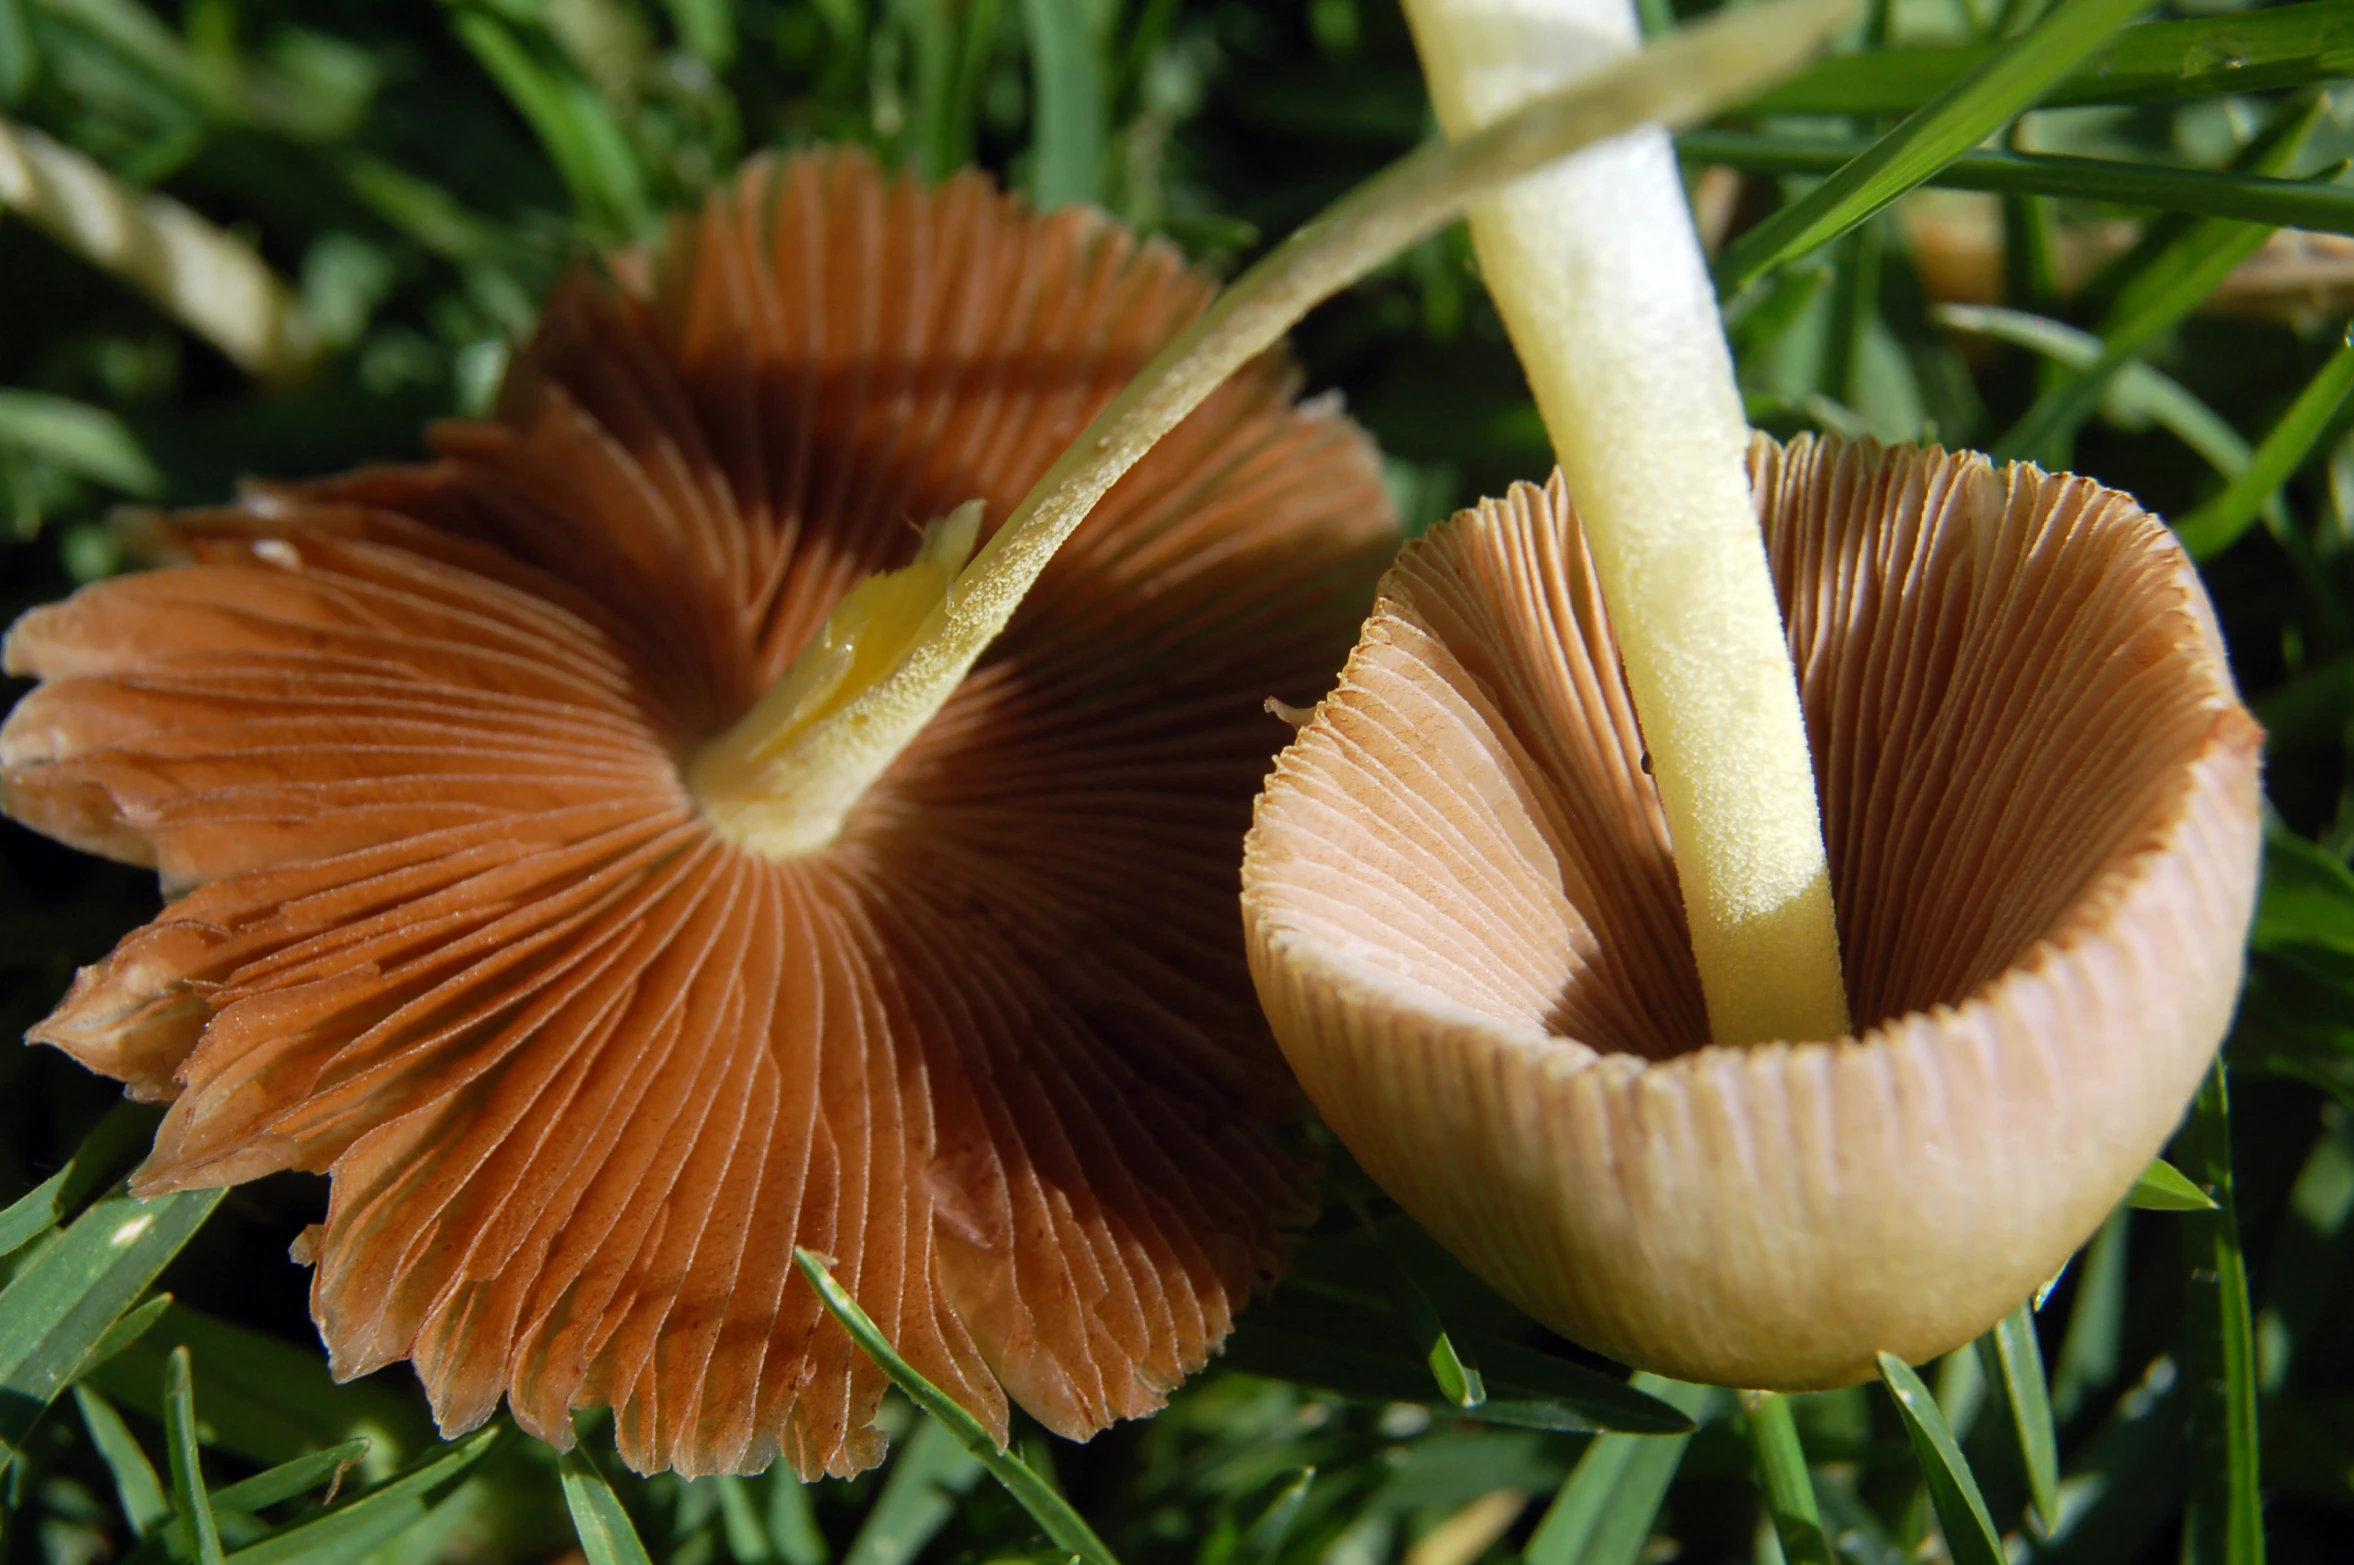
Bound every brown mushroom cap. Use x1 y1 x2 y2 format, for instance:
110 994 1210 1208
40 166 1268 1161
1241 435 2263 1389
2 149 1397 1475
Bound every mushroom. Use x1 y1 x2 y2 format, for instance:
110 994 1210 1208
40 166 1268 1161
0 147 1396 1477
1242 438 2263 1386
1239 0 2265 1387
0 0 1855 1473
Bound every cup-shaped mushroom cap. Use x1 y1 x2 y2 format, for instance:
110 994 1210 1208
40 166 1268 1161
2 148 1396 1476
1241 435 2264 1389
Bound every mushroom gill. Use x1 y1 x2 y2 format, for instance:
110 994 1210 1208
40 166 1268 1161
1 147 1398 1476
1240 434 2263 1389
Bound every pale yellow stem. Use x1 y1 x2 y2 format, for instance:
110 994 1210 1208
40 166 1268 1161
692 0 1853 866
1402 0 1852 1046
0 117 316 382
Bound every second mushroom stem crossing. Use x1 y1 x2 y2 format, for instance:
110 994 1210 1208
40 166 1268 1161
1404 0 1852 1048
693 0 1858 1052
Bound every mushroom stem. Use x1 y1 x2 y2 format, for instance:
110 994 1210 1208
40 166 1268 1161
0 116 317 382
690 0 1855 864
1401 0 1851 1046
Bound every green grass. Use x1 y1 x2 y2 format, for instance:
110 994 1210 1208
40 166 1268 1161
4 2 2354 1564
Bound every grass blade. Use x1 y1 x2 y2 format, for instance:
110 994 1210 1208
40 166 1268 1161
1744 1 2354 115
842 1418 983 1565
1934 1342 1988 1444
1221 1289 1693 1434
1525 1432 1639 1565
2256 652 2354 750
796 1248 1121 1565
1997 93 2322 464
2035 1356 2187 1562
767 1471 831 1565
2174 331 2354 560
560 1444 656 1565
1933 305 2263 503
2099 94 2323 336
1574 1409 1701 1565
657 0 736 65
25 0 234 117
41 1104 164 1221
2052 1209 2130 1422
2252 821 2354 950
1237 1467 1315 1565
1221 1326 1652 1431
893 0 957 179
1876 1352 2005 1565
2038 1357 2187 1562
1741 1391 1831 1565
941 0 1006 174
2129 1157 2221 1211
0 388 159 495
79 1292 172 1376
1683 132 2354 236
219 1427 498 1565
74 1382 169 1536
2176 1063 2264 1565
2001 139 2062 319
86 1301 430 1478
1583 1454 1685 1565
1715 0 2152 292
166 1346 227 1565
2258 1110 2354 1394
1017 0 1105 208
1524 1376 1708 1565
334 152 510 266
1987 1304 2061 1534
1356 1202 1484 1408
1819 221 1884 409
1466 1338 1692 1433
211 1440 371 1514
0 1168 69 1260
0 1186 221 1479
0 0 32 103
716 1474 775 1563
448 9 647 235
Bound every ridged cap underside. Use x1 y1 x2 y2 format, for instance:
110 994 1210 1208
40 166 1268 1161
2 149 1398 1475
1242 436 2263 1388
